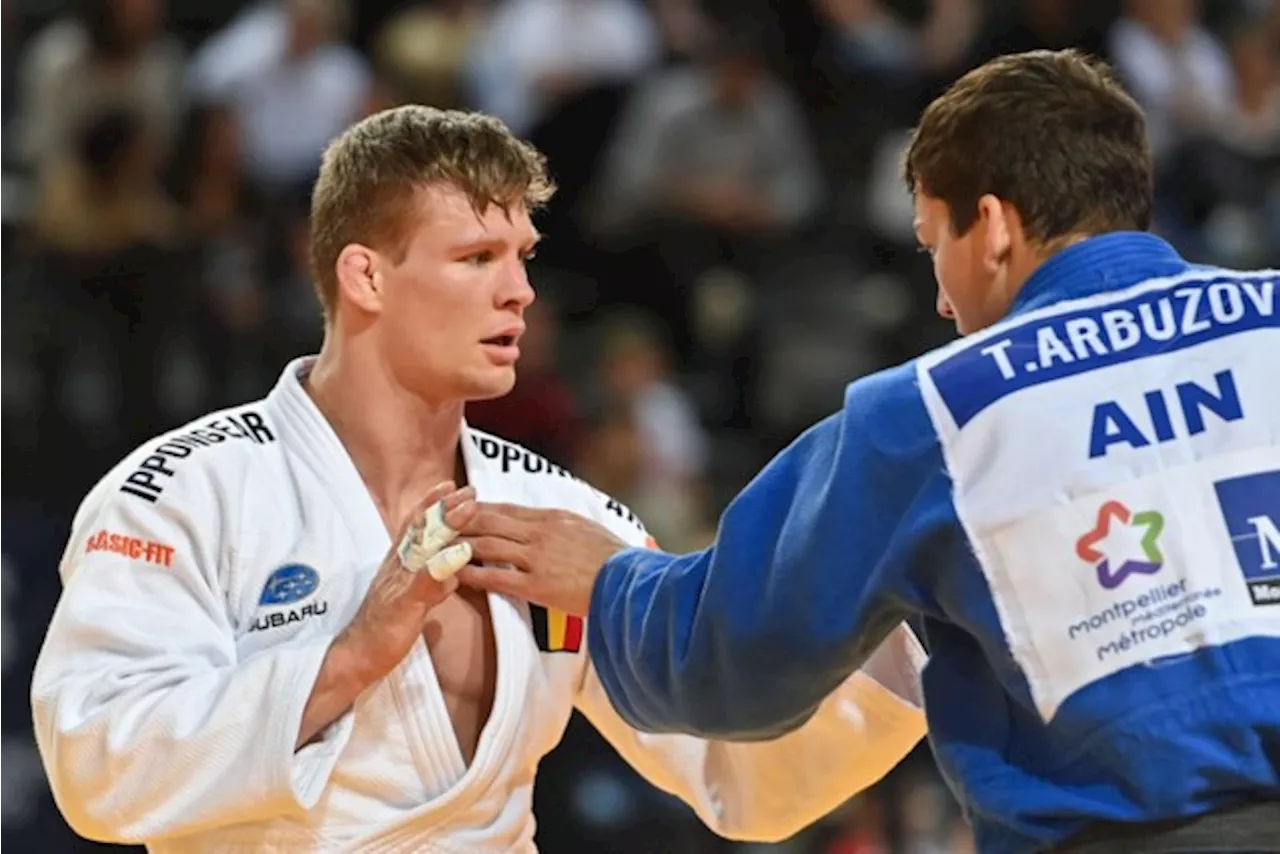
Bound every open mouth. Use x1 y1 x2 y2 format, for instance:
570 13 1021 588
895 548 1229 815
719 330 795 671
483 335 516 347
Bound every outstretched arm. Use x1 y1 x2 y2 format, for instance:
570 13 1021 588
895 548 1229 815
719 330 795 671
575 624 926 842
459 366 945 739
588 406 929 736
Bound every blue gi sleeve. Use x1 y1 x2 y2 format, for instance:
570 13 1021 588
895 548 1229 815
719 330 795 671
587 362 946 738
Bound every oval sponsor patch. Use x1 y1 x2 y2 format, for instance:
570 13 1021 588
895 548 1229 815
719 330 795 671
259 564 320 606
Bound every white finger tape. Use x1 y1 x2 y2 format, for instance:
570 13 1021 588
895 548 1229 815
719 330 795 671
419 500 457 554
425 542 473 581
397 523 423 569
398 500 461 574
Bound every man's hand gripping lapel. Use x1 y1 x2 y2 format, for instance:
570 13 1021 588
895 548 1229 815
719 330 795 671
399 499 473 581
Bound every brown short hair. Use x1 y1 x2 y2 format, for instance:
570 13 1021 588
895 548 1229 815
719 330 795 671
903 49 1152 243
309 105 556 318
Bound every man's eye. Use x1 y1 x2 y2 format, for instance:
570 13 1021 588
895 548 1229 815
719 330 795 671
521 248 538 263
467 251 495 265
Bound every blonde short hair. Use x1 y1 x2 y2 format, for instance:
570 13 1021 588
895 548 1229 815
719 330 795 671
309 106 556 318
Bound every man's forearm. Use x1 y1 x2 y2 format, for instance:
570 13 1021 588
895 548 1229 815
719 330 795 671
296 638 371 750
584 403 918 738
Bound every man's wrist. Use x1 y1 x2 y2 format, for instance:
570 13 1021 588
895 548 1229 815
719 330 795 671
296 633 376 751
588 546 625 618
325 632 378 696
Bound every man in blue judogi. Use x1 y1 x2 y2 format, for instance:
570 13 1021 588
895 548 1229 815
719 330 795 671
457 49 1280 853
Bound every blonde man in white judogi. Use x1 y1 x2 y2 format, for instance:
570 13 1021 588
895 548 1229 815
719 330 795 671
30 105 927 853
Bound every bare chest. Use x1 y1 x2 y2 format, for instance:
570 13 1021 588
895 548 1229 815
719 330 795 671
422 587 498 764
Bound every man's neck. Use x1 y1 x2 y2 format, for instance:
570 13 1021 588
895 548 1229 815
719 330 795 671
305 342 467 533
1001 232 1092 313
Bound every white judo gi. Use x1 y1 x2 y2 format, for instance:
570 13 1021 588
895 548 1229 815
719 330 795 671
31 358 927 853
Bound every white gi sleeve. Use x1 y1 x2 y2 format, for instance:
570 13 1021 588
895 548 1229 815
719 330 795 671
575 623 926 841
30 469 354 844
572 502 927 842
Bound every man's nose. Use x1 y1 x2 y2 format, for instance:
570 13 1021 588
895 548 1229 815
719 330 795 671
499 259 536 309
936 290 955 319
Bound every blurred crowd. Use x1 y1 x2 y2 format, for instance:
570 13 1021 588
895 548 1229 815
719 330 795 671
1 0 1277 851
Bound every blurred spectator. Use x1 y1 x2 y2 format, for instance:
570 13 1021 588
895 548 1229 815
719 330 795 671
1108 0 1234 162
16 0 186 173
1226 10 1280 140
2 1 22 134
649 0 716 63
814 0 981 82
271 206 327 360
467 0 660 136
23 106 196 491
167 100 320 404
592 23 821 243
31 108 176 257
187 0 373 193
167 102 262 333
207 199 323 403
589 21 820 370
814 0 919 81
898 777 956 854
169 102 248 238
594 311 709 549
573 404 646 512
818 794 891 854
945 818 977 854
467 299 584 466
1194 15 1280 267
373 0 490 109
971 0 1114 64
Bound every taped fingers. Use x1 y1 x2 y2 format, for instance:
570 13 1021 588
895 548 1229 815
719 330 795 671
398 499 463 572
423 542 473 582
418 500 459 554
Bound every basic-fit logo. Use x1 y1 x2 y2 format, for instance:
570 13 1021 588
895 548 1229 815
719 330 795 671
1075 501 1166 589
1214 470 1280 606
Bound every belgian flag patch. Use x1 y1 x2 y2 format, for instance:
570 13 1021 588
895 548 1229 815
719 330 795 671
530 605 583 653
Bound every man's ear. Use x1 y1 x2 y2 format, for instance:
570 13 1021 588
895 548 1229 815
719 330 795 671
976 193 1012 275
335 243 384 314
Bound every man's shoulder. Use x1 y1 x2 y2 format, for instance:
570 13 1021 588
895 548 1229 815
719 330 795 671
84 401 282 516
841 360 940 459
466 427 650 546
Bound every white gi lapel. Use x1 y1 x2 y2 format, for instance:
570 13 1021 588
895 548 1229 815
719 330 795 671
270 358 390 558
455 424 538 789
268 362 538 803
271 360 469 795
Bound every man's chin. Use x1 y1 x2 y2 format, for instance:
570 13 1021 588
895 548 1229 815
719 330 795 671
464 370 518 403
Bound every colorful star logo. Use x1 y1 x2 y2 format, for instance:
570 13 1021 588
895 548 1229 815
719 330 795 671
1075 500 1165 589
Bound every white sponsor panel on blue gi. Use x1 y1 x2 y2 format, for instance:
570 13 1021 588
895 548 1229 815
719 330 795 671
916 270 1280 721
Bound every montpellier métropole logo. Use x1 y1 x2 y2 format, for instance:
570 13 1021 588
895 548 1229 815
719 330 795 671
1075 501 1166 590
